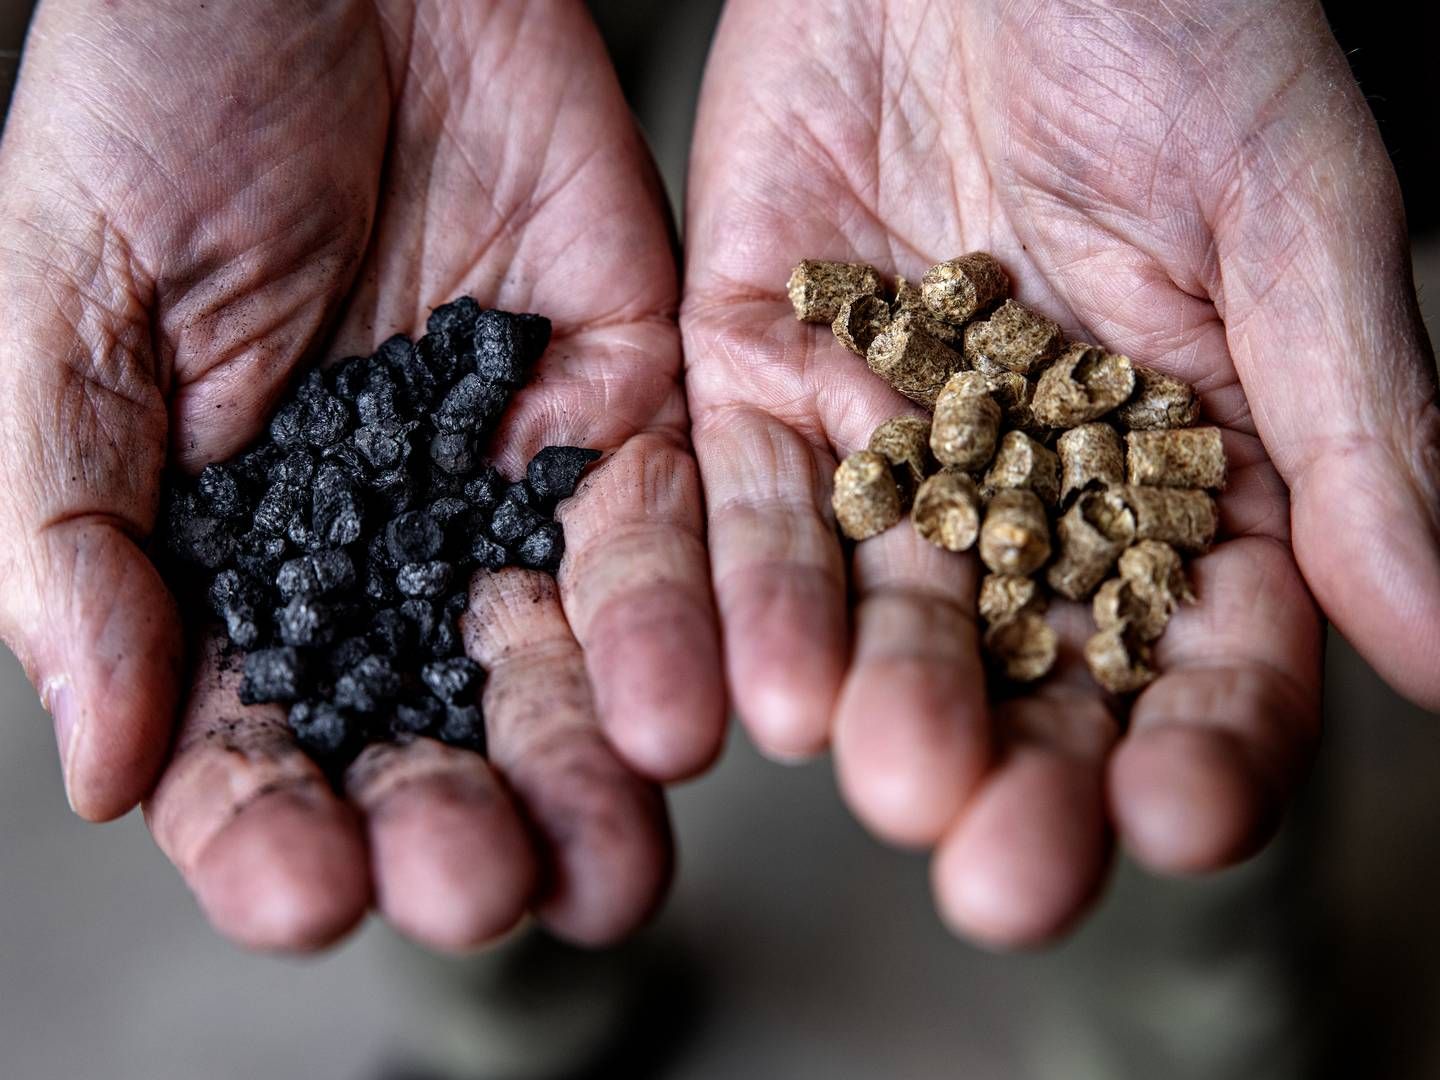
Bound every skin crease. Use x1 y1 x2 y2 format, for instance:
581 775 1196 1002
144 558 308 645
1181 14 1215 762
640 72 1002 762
0 0 724 952
683 0 1440 947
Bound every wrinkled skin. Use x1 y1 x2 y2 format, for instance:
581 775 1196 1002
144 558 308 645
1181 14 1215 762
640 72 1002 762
0 0 725 951
683 0 1440 945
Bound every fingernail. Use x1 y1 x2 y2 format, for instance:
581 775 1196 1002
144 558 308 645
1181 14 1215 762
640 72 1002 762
42 678 81 808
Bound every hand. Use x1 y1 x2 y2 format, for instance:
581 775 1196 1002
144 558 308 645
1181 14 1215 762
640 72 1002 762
0 0 723 951
682 0 1439 946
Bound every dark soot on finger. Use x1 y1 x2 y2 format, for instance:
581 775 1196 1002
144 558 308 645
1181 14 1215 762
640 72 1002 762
158 299 600 769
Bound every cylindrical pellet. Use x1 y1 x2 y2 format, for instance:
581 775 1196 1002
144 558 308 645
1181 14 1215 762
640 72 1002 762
930 371 1002 470
1126 427 1227 489
1032 343 1136 427
1114 365 1200 430
911 470 982 552
868 416 932 502
894 276 962 347
984 613 1058 683
963 299 1063 374
979 573 1046 624
1118 540 1195 606
1046 489 1135 600
1093 577 1170 643
979 489 1051 575
977 369 1037 432
1122 486 1217 554
1057 423 1125 505
1085 627 1155 694
920 252 1010 325
831 450 902 541
984 430 1060 506
833 294 893 356
867 314 966 408
787 259 883 323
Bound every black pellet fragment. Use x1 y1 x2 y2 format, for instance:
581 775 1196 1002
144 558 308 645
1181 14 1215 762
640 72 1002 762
426 618 462 659
328 355 371 402
240 647 307 704
396 560 453 598
277 594 335 647
443 590 470 617
166 509 236 569
370 608 413 657
463 466 505 512
391 697 442 737
357 381 399 426
277 550 355 598
374 333 414 369
470 533 508 571
473 310 551 385
233 532 288 579
526 446 601 505
354 423 412 470
328 636 372 676
332 654 401 714
198 464 245 519
289 701 352 757
254 483 296 536
439 704 485 750
399 598 438 642
312 463 364 546
386 511 444 564
421 657 482 704
435 374 510 435
427 296 482 340
269 401 306 448
516 522 565 574
489 484 543 545
429 432 475 475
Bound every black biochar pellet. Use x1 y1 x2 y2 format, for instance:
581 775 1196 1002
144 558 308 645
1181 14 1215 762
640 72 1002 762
156 300 599 768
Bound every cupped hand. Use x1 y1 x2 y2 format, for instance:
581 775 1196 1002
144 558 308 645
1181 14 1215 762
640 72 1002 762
0 0 723 951
682 0 1439 946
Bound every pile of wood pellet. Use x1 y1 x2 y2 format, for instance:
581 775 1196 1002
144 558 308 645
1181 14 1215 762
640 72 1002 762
789 253 1225 693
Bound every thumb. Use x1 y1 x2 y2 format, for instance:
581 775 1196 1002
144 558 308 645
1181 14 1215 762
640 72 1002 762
0 219 183 821
1211 10 1440 710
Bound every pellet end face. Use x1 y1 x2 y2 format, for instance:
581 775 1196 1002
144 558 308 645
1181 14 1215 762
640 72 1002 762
984 613 1059 683
832 450 904 541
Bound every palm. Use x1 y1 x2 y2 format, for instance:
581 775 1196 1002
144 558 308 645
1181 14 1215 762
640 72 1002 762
682 0 1381 943
0 0 720 949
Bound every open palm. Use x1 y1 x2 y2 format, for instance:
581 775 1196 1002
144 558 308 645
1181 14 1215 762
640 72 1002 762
0 0 722 950
683 0 1440 945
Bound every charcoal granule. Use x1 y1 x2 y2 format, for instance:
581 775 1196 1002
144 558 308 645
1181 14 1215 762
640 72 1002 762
156 299 599 768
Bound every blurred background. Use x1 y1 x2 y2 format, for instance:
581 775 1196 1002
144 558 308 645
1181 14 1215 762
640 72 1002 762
2 2 1439 1077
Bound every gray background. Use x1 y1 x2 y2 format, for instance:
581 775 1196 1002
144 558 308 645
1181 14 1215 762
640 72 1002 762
3 2 1440 1078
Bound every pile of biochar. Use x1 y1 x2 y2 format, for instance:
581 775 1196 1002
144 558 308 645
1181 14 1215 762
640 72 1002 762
790 254 1226 693
160 298 599 765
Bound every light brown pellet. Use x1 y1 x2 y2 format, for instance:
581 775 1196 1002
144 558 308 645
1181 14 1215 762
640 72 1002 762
1126 428 1227 489
833 294 893 356
912 469 982 552
984 613 1059 683
979 573 1046 624
867 314 966 408
1084 627 1156 694
1122 486 1218 554
930 371 1002 470
1093 577 1170 643
868 416 932 503
1118 540 1195 607
976 369 1038 432
1057 423 1125 506
832 450 902 541
1114 365 1200 430
1032 344 1136 428
963 299 1063 375
979 488 1051 575
787 259 883 324
984 430 1060 506
1046 489 1136 600
920 253 1010 325
894 276 963 347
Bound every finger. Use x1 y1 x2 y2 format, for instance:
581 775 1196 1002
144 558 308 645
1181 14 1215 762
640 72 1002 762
143 638 370 952
1110 536 1323 874
931 623 1118 950
691 396 848 758
465 569 671 947
832 528 990 849
477 322 725 782
0 244 181 820
345 737 536 952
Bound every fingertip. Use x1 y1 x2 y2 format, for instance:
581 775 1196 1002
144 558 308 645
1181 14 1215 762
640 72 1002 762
193 790 370 953
930 754 1109 950
833 660 989 849
1110 724 1278 875
365 764 537 953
